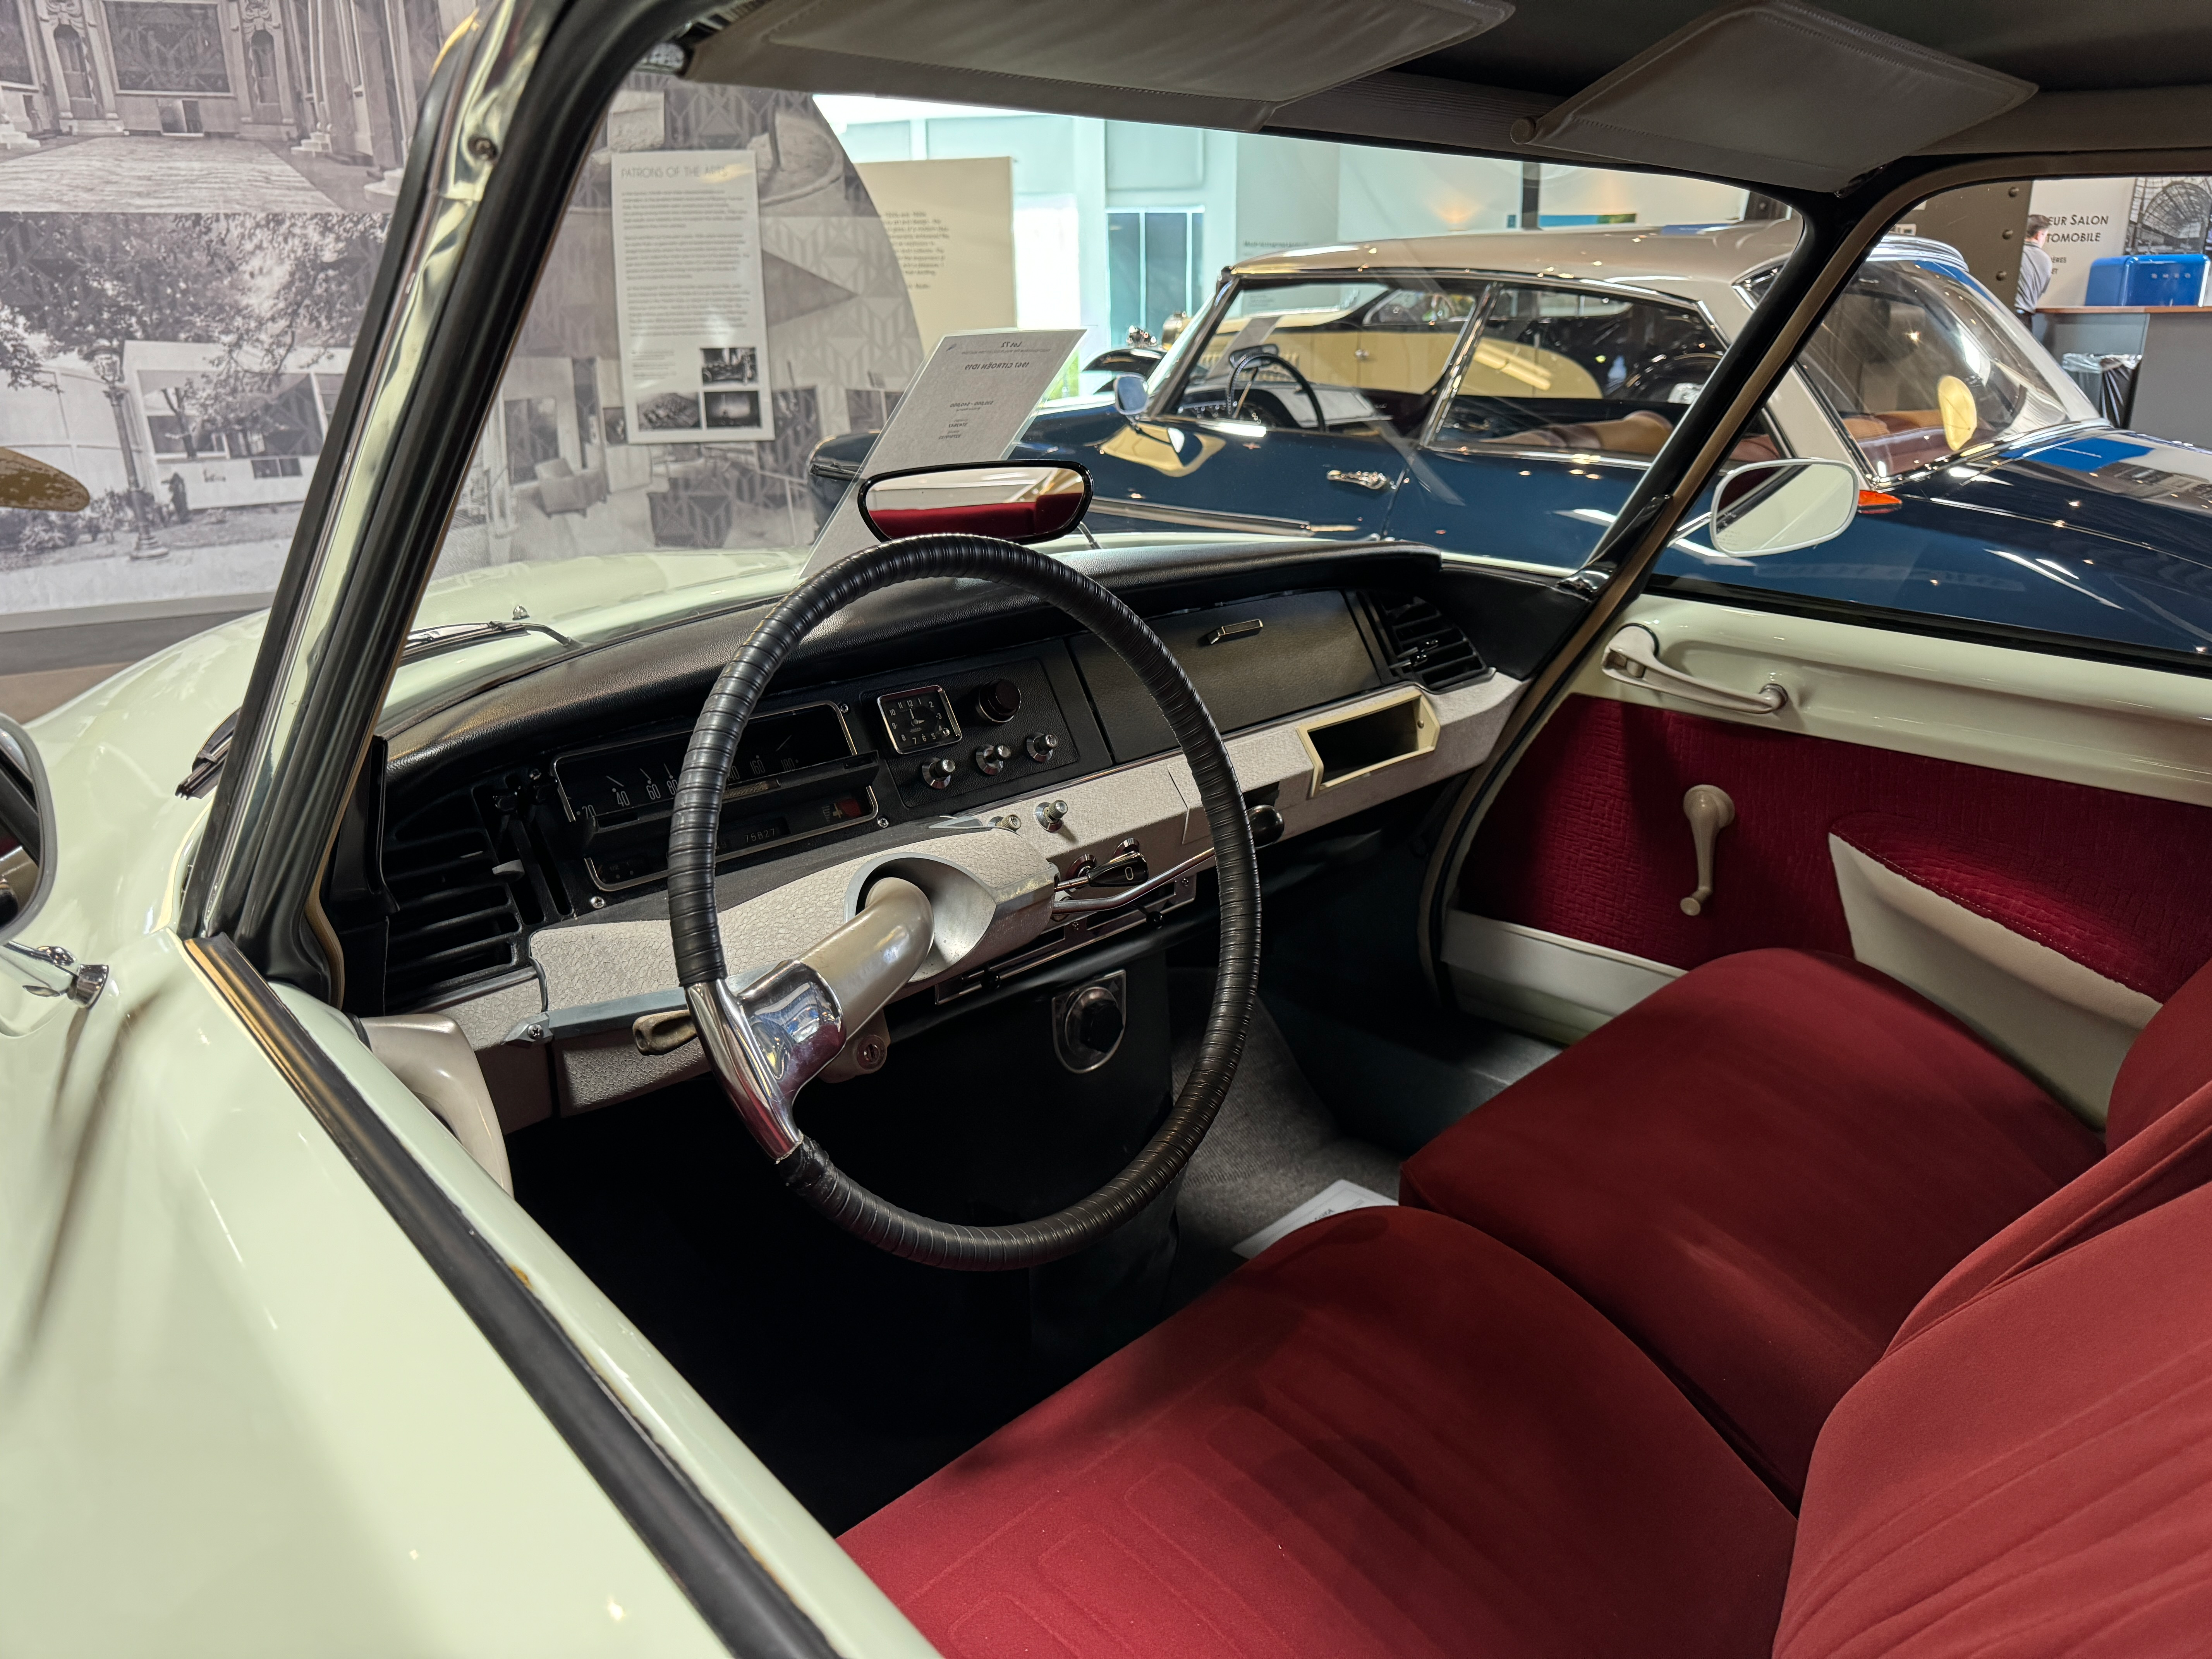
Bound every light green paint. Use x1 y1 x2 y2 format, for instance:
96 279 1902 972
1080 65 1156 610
0 562 941 1654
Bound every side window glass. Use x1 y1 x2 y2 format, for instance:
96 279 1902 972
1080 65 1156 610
1659 180 2212 667
1430 285 1761 462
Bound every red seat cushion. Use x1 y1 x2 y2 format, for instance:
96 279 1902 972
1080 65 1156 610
2107 955 2212 1147
1777 1173 2212 1657
842 1207 1794 1659
1401 949 2100 1497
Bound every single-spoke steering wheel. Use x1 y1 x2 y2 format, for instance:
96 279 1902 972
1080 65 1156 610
666 534 1260 1270
1227 345 1328 431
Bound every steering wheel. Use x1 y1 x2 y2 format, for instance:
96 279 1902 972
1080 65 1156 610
1227 345 1328 431
667 534 1261 1270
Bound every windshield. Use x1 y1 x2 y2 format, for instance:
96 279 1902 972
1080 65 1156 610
1159 277 1490 438
1792 252 2100 478
385 72 1776 713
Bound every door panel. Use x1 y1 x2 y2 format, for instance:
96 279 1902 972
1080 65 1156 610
1084 416 1405 539
1449 594 2212 1121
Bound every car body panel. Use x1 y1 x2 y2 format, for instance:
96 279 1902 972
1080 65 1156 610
1659 429 2212 653
1 593 938 1657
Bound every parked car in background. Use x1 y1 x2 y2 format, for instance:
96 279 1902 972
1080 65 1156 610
817 222 2212 662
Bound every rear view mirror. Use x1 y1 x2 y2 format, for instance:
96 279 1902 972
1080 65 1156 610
859 462 1093 544
1710 457 1859 556
0 718 48 931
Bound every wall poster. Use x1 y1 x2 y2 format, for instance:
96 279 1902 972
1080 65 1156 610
611 149 775 444
852 157 1017 357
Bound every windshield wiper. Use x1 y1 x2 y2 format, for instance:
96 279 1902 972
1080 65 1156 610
400 617 578 665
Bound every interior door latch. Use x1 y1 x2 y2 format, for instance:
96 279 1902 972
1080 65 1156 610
1603 625 1786 715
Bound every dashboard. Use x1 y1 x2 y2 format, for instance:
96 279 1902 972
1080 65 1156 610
323 539 1583 1119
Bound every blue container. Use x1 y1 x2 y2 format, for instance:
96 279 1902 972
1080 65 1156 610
2084 252 2208 307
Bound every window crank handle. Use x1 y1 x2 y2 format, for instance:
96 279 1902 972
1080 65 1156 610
1680 785 1736 917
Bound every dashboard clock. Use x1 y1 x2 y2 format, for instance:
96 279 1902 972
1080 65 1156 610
877 685 962 754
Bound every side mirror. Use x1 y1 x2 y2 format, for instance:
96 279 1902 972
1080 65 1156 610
1112 373 1149 417
0 718 48 931
858 462 1093 544
1710 457 1859 556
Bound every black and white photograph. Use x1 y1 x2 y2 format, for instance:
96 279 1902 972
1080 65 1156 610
701 388 761 429
635 390 702 431
700 344 757 384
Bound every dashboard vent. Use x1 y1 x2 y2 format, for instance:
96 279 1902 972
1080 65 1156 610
1368 593 1486 691
382 794 525 1008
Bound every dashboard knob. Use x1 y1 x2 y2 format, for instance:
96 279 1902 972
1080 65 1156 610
1075 991 1125 1056
974 742 1012 776
973 678 1023 724
920 756 958 790
1024 731 1060 763
1248 802 1286 847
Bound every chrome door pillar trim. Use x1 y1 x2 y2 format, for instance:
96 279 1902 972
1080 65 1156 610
182 3 528 970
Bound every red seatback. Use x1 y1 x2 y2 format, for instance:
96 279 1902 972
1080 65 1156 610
2107 956 2212 1147
1776 1172 2212 1657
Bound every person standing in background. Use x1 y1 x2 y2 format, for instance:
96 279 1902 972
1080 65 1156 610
2016 215 2053 340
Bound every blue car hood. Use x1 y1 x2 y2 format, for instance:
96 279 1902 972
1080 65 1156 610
1951 429 2212 567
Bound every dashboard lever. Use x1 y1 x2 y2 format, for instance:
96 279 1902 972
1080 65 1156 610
634 1007 698 1054
1053 847 1214 915
1200 618 1264 646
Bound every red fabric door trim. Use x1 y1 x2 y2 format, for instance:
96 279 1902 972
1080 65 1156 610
1464 696 2212 1001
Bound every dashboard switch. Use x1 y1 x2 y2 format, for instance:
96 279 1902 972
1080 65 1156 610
974 742 1012 776
920 756 958 790
973 678 1023 724
1036 798 1068 830
1023 731 1060 763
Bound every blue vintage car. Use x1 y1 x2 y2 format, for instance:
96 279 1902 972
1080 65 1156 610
816 222 2212 663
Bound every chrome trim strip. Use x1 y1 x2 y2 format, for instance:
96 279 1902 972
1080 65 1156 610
1090 497 1352 536
184 934 835 1659
188 10 516 945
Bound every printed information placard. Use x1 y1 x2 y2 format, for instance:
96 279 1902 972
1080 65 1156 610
802 326 1085 576
612 149 774 443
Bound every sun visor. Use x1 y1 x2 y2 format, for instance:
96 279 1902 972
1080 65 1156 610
1508 0 2034 192
687 0 1515 129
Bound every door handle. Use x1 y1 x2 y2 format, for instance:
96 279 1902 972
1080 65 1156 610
1325 469 1391 492
3 940 107 1005
1601 625 1786 716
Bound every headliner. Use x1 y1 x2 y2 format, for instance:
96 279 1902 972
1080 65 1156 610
688 0 2212 194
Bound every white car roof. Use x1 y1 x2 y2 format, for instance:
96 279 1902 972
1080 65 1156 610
1230 219 1804 312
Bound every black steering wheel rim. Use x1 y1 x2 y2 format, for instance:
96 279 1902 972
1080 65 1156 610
1228 345 1327 430
667 533 1261 1271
